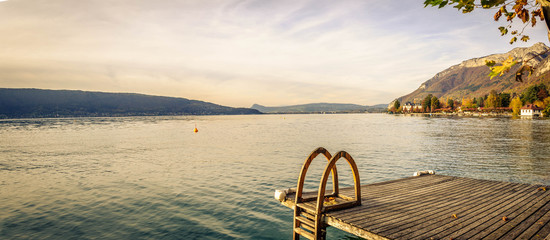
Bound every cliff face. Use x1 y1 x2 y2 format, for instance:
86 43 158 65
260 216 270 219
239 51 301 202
400 42 550 103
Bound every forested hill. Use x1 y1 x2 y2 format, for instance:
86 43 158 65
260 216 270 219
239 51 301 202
0 88 260 118
251 103 387 113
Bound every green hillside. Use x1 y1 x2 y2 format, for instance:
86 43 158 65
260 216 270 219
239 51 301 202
0 88 260 118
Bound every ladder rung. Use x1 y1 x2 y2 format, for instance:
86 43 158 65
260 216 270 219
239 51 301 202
296 216 315 228
301 223 315 233
296 203 316 213
294 228 315 240
301 211 315 220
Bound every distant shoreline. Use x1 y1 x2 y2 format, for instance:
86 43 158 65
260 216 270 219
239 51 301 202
398 112 549 119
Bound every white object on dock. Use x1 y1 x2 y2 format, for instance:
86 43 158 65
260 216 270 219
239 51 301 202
274 188 296 202
413 170 435 176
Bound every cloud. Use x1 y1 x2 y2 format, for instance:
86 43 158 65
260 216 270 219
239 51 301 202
0 0 548 107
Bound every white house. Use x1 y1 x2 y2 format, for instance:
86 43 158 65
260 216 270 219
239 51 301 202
414 103 423 111
520 104 543 117
403 102 414 112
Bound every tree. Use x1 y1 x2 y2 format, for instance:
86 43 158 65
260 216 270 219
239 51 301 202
522 83 548 103
477 97 484 108
486 90 499 108
423 94 433 112
544 105 550 117
534 99 545 108
544 96 550 107
511 96 523 116
424 0 550 82
431 96 440 111
447 98 455 109
544 97 550 116
424 0 549 44
462 97 475 109
537 85 549 100
393 99 401 111
499 93 511 107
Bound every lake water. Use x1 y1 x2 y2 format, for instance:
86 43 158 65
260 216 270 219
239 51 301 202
1 114 550 239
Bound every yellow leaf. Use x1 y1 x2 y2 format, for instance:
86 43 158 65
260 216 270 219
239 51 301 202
488 56 517 79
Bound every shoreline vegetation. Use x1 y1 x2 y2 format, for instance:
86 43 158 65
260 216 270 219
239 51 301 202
389 83 550 118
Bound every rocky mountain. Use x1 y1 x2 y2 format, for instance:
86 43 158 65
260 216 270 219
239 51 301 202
399 42 550 104
251 103 387 113
0 88 260 118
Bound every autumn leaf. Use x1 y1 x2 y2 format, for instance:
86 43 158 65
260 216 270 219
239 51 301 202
489 56 517 79
494 9 502 21
515 64 534 82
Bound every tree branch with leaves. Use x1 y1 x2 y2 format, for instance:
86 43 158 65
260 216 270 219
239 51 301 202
424 0 550 82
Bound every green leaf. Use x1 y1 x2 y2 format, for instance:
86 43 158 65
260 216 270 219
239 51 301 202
485 60 496 67
509 36 517 44
481 0 506 8
499 26 508 35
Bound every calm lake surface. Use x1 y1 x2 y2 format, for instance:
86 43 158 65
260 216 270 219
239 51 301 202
1 114 550 239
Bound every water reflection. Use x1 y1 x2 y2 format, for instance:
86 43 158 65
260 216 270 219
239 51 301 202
0 114 549 239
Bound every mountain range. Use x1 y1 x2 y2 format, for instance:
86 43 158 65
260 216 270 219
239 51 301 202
0 88 260 118
251 103 387 113
399 42 550 103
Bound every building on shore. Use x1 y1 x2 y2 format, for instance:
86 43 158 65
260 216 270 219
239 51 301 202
520 104 543 117
402 102 422 113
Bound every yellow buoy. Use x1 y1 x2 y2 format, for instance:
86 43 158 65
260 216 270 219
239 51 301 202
194 123 198 133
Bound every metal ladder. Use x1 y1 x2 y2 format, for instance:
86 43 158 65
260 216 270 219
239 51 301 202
293 147 362 240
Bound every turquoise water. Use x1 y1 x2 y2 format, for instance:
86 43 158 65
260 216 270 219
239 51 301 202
1 114 549 239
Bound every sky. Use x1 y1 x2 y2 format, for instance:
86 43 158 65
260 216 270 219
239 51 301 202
0 0 549 108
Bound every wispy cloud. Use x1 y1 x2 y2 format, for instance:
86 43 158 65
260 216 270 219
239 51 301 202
0 0 548 107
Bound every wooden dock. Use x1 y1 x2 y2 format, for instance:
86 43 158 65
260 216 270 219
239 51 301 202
275 148 550 240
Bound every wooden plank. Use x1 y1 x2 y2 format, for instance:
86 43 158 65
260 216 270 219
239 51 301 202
277 175 550 240
300 211 315 220
516 203 550 239
360 180 506 235
294 228 314 240
432 184 545 240
533 220 550 240
325 215 391 240
381 180 516 239
448 186 549 240
338 175 456 204
499 198 550 240
405 182 538 240
296 202 316 214
325 175 452 206
346 177 492 229
332 176 474 222
477 189 550 239
332 178 482 232
296 216 315 228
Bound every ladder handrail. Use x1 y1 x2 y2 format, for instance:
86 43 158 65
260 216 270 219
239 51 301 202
315 151 361 214
295 147 339 203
